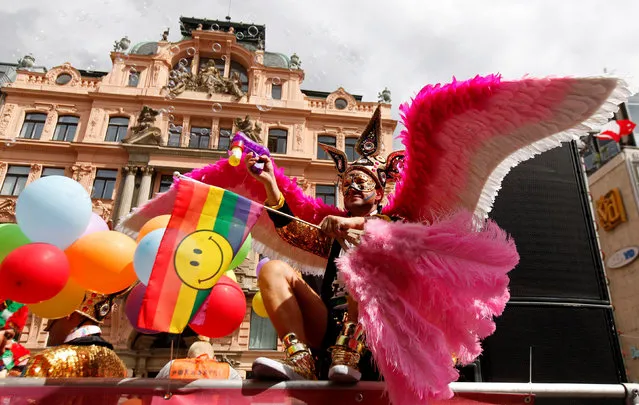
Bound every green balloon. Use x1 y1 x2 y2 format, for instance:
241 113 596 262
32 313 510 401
0 224 31 263
228 234 252 270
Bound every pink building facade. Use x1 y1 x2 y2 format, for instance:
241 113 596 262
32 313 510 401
0 18 396 376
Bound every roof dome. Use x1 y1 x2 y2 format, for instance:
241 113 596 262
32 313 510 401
263 52 290 69
128 42 159 56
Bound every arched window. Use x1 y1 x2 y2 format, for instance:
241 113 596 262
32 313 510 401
230 61 249 93
268 128 288 154
19 113 46 139
345 137 359 162
105 117 129 142
317 135 336 160
53 116 79 142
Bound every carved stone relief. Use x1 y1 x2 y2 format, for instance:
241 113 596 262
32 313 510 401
326 87 357 111
71 163 95 192
294 124 304 151
0 104 16 136
92 199 113 221
27 164 43 184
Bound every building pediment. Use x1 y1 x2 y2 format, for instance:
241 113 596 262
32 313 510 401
45 63 83 87
326 87 357 111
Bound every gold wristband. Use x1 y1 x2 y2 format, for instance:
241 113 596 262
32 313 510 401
265 192 285 210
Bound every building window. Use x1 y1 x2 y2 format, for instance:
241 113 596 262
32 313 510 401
53 116 79 142
91 169 117 200
271 84 282 100
0 166 29 196
158 174 173 193
19 113 46 139
128 71 140 87
218 128 232 150
188 127 210 149
105 117 129 142
55 73 72 85
41 167 66 177
230 61 249 93
168 125 182 147
249 308 278 350
335 98 348 110
317 135 336 160
316 184 336 206
267 128 288 154
345 137 359 162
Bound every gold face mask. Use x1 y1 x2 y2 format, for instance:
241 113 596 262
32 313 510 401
341 170 378 195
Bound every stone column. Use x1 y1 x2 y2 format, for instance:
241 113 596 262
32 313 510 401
117 165 137 221
180 116 191 148
137 166 154 206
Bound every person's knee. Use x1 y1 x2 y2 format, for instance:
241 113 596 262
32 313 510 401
258 260 295 289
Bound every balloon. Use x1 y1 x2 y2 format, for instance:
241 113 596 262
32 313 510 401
133 228 165 285
15 175 92 250
0 243 69 304
228 235 252 270
0 224 30 263
189 276 246 338
125 283 160 335
137 215 171 243
256 257 270 278
80 212 110 237
66 231 138 294
224 270 237 282
252 291 268 318
28 279 85 319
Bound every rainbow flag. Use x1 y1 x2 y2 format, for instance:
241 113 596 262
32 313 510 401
139 178 262 333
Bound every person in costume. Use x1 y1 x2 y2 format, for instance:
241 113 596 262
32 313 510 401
0 342 30 377
248 106 403 382
119 74 628 405
23 290 129 378
0 300 29 377
156 340 242 380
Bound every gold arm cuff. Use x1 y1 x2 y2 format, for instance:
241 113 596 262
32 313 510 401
265 192 286 210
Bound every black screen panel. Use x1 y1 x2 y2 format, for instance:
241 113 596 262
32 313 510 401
490 144 608 302
480 305 624 384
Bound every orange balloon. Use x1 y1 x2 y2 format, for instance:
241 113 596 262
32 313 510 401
66 231 138 294
137 215 171 243
28 279 86 319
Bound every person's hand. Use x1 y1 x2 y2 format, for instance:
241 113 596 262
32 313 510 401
245 152 276 186
319 216 365 240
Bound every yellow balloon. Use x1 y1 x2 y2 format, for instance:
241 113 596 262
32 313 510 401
252 291 268 318
28 279 86 319
225 270 237 282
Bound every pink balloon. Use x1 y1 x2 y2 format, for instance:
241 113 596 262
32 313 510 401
80 212 109 237
256 257 270 277
125 283 160 335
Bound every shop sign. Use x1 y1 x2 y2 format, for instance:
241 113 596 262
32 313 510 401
607 246 639 269
596 188 627 231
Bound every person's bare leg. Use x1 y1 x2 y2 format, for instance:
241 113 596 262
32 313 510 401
253 260 326 380
258 260 327 347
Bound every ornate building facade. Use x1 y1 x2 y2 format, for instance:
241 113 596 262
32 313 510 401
0 18 396 377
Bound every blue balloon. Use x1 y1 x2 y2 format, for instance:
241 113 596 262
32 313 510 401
134 228 165 285
15 175 92 250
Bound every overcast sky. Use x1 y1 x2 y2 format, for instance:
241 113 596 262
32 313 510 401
2 0 638 149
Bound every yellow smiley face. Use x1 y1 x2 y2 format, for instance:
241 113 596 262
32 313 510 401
174 230 234 290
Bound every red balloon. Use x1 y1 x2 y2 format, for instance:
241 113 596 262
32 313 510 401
189 276 246 338
0 243 69 304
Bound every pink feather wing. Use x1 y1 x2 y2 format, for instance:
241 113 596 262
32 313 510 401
117 158 345 275
384 75 630 222
337 213 519 405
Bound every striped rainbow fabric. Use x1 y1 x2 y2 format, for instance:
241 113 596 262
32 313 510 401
139 178 262 333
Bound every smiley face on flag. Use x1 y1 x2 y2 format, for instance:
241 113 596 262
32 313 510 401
174 230 233 290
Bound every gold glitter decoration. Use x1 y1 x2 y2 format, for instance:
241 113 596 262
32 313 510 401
24 345 127 378
276 220 331 259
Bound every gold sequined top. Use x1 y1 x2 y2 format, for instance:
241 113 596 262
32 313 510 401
24 345 127 378
276 220 332 258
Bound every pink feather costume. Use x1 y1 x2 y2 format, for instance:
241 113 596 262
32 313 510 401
118 74 630 405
